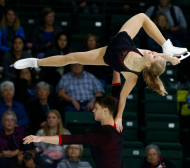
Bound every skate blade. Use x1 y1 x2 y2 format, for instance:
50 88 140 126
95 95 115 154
10 64 14 67
167 51 190 66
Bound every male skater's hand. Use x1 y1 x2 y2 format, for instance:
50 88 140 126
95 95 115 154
23 135 41 144
170 57 180 65
114 116 123 133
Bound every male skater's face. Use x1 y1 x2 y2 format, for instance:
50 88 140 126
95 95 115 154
92 103 104 121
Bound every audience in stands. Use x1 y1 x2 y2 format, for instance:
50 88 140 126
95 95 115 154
27 81 58 135
0 7 25 56
32 7 62 58
140 144 176 168
2 36 32 81
145 0 187 47
35 109 70 168
77 1 100 14
56 63 104 112
146 13 182 52
83 33 112 87
0 81 29 130
8 142 45 168
0 111 28 167
14 68 38 107
57 144 92 168
42 32 76 88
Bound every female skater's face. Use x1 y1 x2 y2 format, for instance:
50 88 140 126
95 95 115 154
13 38 24 52
146 148 160 166
58 35 68 49
2 114 15 130
47 112 60 128
144 51 162 67
6 10 16 24
44 12 55 26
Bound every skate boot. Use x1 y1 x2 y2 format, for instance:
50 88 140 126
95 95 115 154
10 58 39 69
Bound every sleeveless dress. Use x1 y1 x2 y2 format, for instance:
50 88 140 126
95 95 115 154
103 31 143 76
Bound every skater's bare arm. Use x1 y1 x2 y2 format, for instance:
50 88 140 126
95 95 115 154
114 72 137 132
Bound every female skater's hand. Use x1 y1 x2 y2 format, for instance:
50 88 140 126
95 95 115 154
170 57 180 65
23 135 41 144
114 116 123 133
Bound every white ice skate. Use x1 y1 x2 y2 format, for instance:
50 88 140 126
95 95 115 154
10 58 39 69
162 39 190 65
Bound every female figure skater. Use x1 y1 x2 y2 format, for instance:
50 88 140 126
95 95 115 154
12 13 187 132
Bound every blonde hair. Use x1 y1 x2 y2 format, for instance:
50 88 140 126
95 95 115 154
65 145 84 158
143 59 167 96
43 109 65 136
154 13 170 30
0 8 20 31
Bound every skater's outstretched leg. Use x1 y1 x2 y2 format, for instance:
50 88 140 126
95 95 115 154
118 13 187 56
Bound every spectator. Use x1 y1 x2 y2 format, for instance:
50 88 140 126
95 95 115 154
14 68 38 106
0 7 25 55
57 144 92 168
35 109 70 168
32 7 62 58
56 63 104 112
7 142 45 168
42 32 76 88
0 81 29 130
77 0 99 14
27 81 57 135
83 34 112 86
145 0 187 47
0 111 28 167
146 13 182 52
2 36 32 81
140 144 176 168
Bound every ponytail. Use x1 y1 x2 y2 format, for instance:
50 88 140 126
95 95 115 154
143 59 167 96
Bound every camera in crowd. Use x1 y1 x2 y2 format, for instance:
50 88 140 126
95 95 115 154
20 141 36 160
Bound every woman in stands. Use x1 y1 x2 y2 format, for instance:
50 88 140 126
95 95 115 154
12 13 187 132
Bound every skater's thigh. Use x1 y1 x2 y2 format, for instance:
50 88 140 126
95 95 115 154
118 13 146 39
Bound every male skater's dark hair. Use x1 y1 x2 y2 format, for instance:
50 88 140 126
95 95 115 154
95 95 118 116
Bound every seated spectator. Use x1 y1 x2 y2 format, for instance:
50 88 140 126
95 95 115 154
0 7 25 55
7 142 45 168
0 111 28 167
32 7 62 58
57 144 92 168
56 63 104 112
42 32 76 88
145 0 188 47
0 81 29 130
77 0 99 14
14 68 38 106
83 34 112 86
146 13 182 52
35 109 70 168
27 81 57 135
140 144 176 168
2 36 32 81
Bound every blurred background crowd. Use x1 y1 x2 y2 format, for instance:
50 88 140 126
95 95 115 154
0 0 189 168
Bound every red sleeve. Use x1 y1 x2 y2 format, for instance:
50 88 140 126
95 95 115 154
58 135 62 145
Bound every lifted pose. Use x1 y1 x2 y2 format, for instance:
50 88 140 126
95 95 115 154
12 13 187 132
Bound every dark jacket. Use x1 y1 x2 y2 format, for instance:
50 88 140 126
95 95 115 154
32 25 62 55
140 157 177 168
27 98 57 135
7 157 45 168
0 127 28 153
2 50 33 81
0 99 29 130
